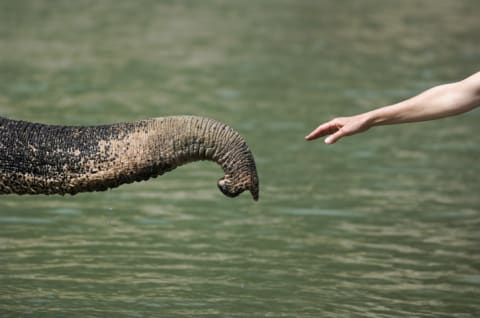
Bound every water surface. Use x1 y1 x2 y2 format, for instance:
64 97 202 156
1 1 479 317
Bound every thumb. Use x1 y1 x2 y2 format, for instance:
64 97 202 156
324 129 345 144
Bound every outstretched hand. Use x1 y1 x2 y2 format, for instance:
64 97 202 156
305 71 480 144
305 114 371 144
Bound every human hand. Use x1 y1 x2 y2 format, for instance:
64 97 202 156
305 114 371 144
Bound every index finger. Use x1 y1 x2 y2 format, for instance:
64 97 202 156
305 121 339 141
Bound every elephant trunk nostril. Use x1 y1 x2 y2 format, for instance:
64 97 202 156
217 177 241 198
217 178 229 197
217 175 258 201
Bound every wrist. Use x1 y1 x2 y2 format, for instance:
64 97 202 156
360 110 382 128
364 105 398 127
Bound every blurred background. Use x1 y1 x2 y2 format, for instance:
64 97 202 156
1 1 479 317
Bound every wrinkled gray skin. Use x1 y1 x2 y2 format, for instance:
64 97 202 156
0 116 259 200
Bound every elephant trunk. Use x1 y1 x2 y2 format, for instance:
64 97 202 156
0 116 259 200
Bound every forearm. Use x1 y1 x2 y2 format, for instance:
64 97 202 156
364 73 480 127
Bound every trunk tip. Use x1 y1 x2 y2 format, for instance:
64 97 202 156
217 173 259 201
250 187 259 201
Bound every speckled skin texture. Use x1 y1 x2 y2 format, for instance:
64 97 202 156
0 116 259 200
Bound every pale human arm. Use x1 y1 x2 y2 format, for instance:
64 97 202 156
305 71 480 144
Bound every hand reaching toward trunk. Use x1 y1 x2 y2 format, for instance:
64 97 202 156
306 71 480 144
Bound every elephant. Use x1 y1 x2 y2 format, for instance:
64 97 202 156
0 116 259 200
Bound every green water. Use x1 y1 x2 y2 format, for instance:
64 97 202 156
1 1 479 317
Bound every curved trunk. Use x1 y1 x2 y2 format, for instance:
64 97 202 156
0 116 259 200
